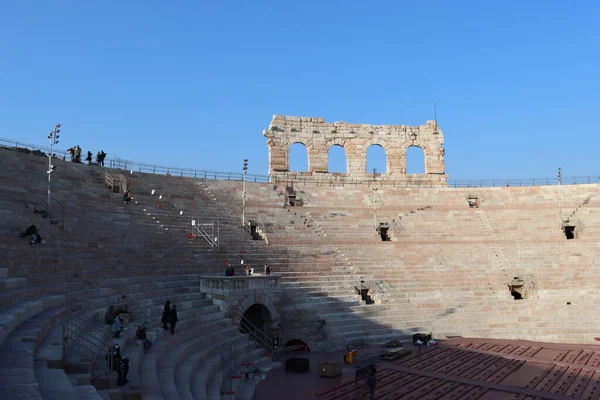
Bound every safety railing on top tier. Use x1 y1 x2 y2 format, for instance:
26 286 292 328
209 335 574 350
4 136 600 188
273 174 600 188
0 137 270 183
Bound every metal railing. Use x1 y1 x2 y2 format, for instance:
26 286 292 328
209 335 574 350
125 172 223 250
5 136 600 188
63 307 115 378
0 137 270 182
191 219 220 248
104 172 115 190
220 342 277 400
27 191 66 228
273 174 600 188
229 306 274 360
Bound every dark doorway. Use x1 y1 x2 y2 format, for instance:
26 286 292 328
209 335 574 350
564 226 575 240
249 221 262 240
241 304 271 336
357 286 375 305
284 339 310 352
379 225 390 241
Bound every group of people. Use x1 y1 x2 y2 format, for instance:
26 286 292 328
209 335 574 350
224 261 271 277
161 300 179 335
123 190 133 204
67 146 106 166
21 224 42 246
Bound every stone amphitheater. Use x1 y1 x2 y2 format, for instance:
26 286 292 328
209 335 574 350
2 115 600 400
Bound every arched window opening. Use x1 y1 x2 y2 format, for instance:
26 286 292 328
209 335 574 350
327 145 347 173
406 146 425 174
289 143 308 172
366 145 386 174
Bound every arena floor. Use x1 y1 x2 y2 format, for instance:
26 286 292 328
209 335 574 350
259 337 600 399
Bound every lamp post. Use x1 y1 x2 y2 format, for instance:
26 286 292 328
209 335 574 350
242 159 248 226
47 124 61 218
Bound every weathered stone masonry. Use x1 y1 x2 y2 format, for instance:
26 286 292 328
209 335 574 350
263 115 447 185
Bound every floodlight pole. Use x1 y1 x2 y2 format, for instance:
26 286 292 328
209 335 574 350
242 159 248 227
47 123 61 218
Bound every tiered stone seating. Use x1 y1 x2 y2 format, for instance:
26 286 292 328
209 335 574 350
6 143 600 399
0 149 278 399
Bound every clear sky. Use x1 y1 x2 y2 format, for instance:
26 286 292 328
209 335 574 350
1 1 599 180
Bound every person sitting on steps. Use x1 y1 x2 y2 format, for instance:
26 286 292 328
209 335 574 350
21 225 38 238
123 190 133 204
30 233 42 246
135 325 152 353
112 315 125 338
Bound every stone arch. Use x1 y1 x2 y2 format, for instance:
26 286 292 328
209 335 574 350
288 142 309 172
400 139 438 174
405 145 425 174
362 138 391 175
236 294 279 339
326 139 348 173
235 294 279 325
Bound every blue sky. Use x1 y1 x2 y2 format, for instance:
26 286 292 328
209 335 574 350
1 1 599 180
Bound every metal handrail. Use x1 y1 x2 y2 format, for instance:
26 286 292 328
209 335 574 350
0 137 270 182
28 191 66 223
125 172 221 249
230 307 274 359
65 305 109 332
63 326 113 375
220 344 277 400
6 135 600 188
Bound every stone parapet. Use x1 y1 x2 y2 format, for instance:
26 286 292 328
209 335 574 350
200 275 281 294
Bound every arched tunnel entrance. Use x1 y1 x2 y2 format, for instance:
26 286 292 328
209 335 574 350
241 304 272 337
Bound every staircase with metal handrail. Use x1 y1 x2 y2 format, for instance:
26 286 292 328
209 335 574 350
220 342 279 400
116 170 221 249
26 190 66 229
62 306 116 381
229 306 274 360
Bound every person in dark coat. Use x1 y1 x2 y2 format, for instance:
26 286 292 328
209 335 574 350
169 305 179 335
366 365 377 400
161 300 171 330
86 151 93 165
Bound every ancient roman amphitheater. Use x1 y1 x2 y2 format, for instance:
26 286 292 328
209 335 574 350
2 115 600 400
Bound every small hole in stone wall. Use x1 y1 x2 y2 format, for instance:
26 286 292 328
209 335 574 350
510 289 523 300
378 223 391 241
567 302 571 305
564 226 575 240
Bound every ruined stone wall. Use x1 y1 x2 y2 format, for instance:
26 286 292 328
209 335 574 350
263 115 447 185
